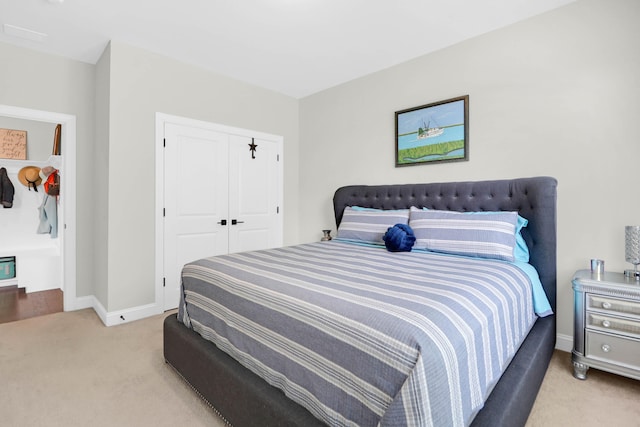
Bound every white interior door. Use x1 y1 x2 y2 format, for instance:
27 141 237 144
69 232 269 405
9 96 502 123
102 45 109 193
228 135 282 253
163 123 229 310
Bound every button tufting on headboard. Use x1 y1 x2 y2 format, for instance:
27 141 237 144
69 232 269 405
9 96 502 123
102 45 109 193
333 177 558 310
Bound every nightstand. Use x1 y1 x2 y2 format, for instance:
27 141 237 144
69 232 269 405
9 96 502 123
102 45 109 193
572 269 640 380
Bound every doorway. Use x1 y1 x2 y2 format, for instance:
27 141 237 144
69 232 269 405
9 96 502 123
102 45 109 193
0 104 77 313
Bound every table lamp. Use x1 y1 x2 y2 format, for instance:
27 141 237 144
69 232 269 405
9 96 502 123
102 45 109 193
624 225 640 280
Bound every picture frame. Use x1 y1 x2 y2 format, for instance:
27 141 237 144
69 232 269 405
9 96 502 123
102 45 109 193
395 95 468 167
0 128 27 160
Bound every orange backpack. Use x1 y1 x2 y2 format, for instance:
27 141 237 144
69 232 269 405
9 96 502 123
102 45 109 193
44 169 60 196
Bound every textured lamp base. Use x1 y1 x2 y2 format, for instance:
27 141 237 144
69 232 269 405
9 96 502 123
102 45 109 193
624 269 640 280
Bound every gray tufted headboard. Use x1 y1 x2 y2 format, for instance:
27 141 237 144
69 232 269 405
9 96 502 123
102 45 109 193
333 176 558 311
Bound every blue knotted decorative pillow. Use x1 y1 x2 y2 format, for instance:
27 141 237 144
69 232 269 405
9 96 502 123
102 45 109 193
383 223 416 252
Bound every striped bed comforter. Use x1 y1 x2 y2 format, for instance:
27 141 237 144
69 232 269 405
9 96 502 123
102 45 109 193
178 241 537 427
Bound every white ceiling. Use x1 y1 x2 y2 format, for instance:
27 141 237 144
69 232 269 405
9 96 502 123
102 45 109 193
0 0 575 99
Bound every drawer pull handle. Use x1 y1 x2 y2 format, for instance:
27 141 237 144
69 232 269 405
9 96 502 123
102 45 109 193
602 302 612 309
602 320 611 328
601 344 611 353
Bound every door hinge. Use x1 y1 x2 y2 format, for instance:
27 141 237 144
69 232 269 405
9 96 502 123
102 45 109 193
163 277 166 287
163 208 165 217
163 138 166 147
277 154 280 161
277 206 280 214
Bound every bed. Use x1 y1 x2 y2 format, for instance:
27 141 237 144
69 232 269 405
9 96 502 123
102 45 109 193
164 176 557 427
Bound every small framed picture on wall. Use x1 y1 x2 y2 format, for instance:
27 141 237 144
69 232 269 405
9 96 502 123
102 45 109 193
395 95 468 167
0 128 27 160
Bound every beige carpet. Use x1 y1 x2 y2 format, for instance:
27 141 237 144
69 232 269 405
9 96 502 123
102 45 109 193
1 309 638 427
0 309 225 427
527 349 640 427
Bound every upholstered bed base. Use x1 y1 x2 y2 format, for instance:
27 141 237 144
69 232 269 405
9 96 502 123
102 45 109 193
164 313 554 426
164 176 558 426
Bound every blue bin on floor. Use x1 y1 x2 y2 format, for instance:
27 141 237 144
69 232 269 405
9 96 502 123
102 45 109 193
0 256 16 280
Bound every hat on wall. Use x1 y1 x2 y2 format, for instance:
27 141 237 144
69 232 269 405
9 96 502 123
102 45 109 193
18 166 42 191
39 166 56 181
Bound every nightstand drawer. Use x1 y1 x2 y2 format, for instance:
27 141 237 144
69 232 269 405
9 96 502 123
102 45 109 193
587 312 640 338
586 331 640 371
587 294 640 318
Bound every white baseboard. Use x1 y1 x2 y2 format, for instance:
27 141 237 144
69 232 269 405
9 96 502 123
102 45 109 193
103 302 163 327
70 295 95 311
93 297 108 324
64 294 162 327
0 278 18 287
555 333 573 353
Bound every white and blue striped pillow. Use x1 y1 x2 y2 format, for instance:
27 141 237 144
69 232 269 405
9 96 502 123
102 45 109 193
337 206 410 245
409 207 519 261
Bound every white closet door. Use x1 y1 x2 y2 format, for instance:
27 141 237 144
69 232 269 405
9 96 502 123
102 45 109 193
163 123 229 310
228 135 281 254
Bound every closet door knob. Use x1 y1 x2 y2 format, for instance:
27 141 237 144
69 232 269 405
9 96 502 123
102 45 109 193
217 219 227 226
231 219 244 225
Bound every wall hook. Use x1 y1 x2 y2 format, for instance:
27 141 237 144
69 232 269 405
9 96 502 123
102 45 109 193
248 138 258 159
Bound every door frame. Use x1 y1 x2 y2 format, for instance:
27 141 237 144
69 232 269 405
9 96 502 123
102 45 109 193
0 104 77 311
155 113 283 311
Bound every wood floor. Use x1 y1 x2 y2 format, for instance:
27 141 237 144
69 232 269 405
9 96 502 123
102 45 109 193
0 286 63 324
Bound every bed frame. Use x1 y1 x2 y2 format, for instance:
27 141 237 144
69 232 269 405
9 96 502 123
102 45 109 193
164 176 557 427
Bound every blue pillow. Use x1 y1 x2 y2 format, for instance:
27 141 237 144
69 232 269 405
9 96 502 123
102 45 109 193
409 207 519 262
383 224 416 252
415 207 530 262
457 210 530 262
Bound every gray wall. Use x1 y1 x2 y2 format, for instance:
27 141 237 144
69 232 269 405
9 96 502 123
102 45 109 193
298 0 640 343
0 41 95 299
93 43 111 308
